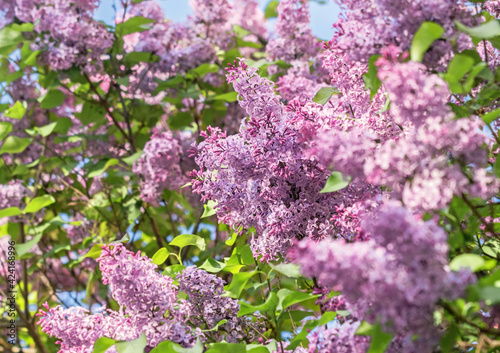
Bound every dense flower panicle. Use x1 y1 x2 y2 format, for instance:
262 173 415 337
331 0 474 63
10 0 113 73
229 0 268 39
177 267 244 342
193 65 371 260
38 244 199 351
376 57 452 127
316 50 497 211
306 321 369 353
191 0 231 25
37 304 136 353
293 203 474 352
225 59 284 119
277 61 327 101
133 131 185 203
0 180 31 211
266 0 319 61
485 1 500 17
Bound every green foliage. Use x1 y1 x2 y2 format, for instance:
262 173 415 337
355 321 393 353
170 234 206 251
312 87 341 105
410 22 444 62
115 333 148 353
264 1 279 19
363 55 382 99
320 171 351 193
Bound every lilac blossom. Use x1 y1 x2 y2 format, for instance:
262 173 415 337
192 60 373 260
178 266 244 342
38 244 199 351
133 131 186 204
293 203 474 352
330 0 475 63
266 0 319 61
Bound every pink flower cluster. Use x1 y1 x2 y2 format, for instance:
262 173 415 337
37 244 245 351
133 132 186 204
7 0 113 74
192 60 372 261
293 203 474 352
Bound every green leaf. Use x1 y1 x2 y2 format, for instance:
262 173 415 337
363 55 382 99
233 24 252 38
223 271 256 299
206 343 246 353
188 63 219 78
212 92 238 102
477 286 500 305
169 111 193 130
170 234 206 251
92 337 116 353
36 122 58 137
238 292 279 317
443 54 476 93
4 101 26 119
0 122 12 140
440 324 459 353
0 26 23 55
201 200 217 218
0 136 31 154
40 89 65 109
204 319 227 332
83 243 104 259
456 20 500 39
482 107 500 124
116 16 155 36
236 38 263 49
320 171 350 193
123 151 143 165
24 195 55 213
287 312 337 350
79 102 106 124
281 291 318 310
163 264 186 278
199 257 226 273
152 247 170 265
264 0 279 19
115 333 147 353
124 51 160 66
11 23 33 32
313 87 341 105
225 232 238 246
450 253 485 272
269 263 302 278
410 22 444 62
15 233 42 257
87 159 119 178
355 321 393 353
0 207 22 219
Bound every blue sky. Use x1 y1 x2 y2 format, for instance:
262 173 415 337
95 0 340 41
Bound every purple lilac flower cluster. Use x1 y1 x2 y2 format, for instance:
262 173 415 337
132 131 186 204
330 0 474 64
177 266 244 342
4 0 113 74
38 244 198 351
266 0 319 62
192 60 372 261
293 203 474 352
37 245 248 351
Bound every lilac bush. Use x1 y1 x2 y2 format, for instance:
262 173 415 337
0 0 499 352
